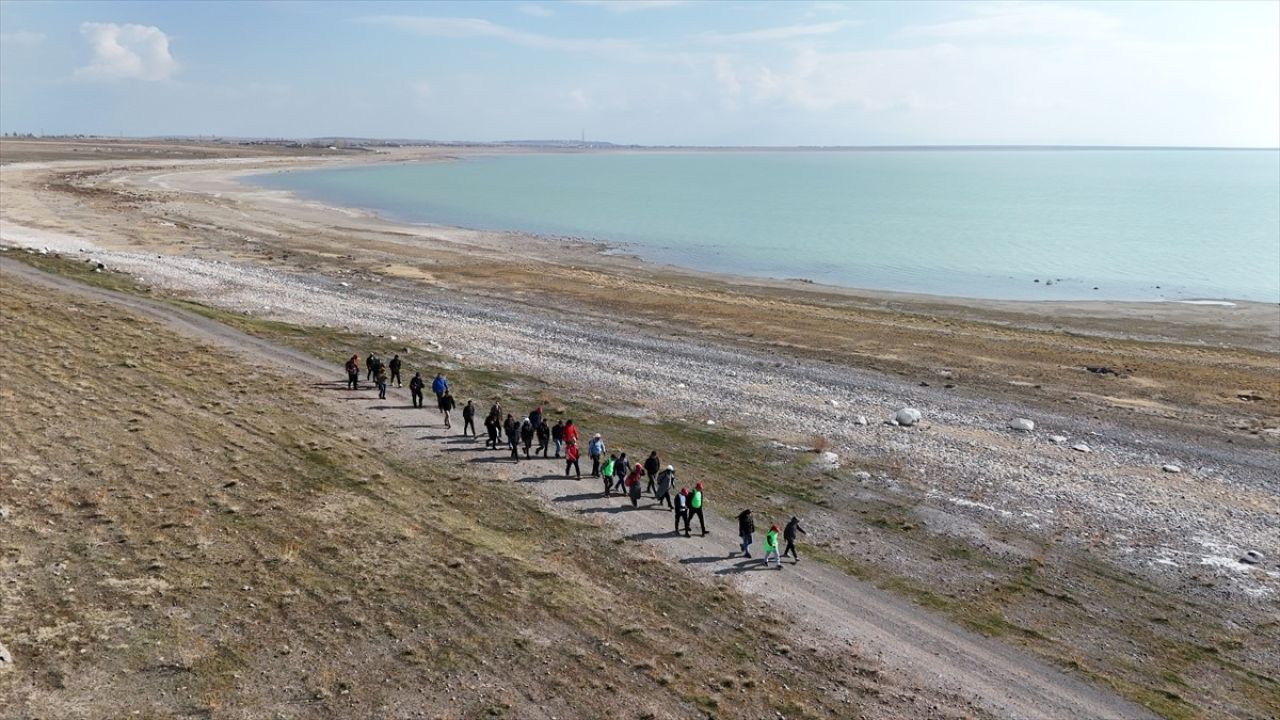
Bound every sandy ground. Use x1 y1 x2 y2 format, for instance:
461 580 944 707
2 140 1278 718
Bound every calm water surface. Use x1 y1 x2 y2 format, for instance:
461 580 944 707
251 150 1280 302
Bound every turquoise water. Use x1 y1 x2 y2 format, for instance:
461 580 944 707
252 150 1280 302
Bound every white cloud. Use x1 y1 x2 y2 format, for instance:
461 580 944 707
694 20 859 44
570 0 686 13
0 30 45 48
900 2 1121 41
75 22 178 81
360 15 636 54
519 3 554 17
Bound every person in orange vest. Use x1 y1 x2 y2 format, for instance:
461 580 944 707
689 482 707 536
763 523 782 569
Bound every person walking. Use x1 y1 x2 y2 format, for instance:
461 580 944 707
674 488 692 536
504 414 520 461
345 355 361 390
388 354 402 387
564 440 582 479
551 420 565 458
783 516 807 564
690 482 707 536
520 418 535 458
626 469 643 508
535 418 550 457
611 452 630 494
763 524 782 569
462 400 477 437
654 465 675 509
431 373 449 402
366 352 378 382
529 405 543 431
484 409 500 450
439 390 456 429
375 364 389 400
600 454 617 495
408 371 425 408
737 509 756 558
562 419 579 447
643 451 661 496
587 434 605 477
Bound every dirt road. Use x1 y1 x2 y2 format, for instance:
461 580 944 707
2 256 1157 719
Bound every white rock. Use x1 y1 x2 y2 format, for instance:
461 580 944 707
1072 444 1091 453
1009 418 1036 432
705 420 716 425
894 408 922 426
855 416 868 426
675 383 686 389
1239 550 1264 565
0 639 11 670
853 471 872 481
339 281 351 287
1162 464 1182 474
828 399 840 407
1049 435 1068 444
816 451 840 468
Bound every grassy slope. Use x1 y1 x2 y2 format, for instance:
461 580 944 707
5 251 1278 720
0 274 920 719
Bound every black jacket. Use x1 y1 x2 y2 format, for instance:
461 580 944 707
784 518 806 541
738 511 755 537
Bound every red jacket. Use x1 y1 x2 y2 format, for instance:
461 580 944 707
563 424 579 445
624 464 643 487
566 443 580 461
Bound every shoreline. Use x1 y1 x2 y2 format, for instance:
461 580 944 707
238 148 1280 307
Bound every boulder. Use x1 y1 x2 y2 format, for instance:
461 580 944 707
855 416 868 426
1072 444 1091 453
853 471 872 481
1009 418 1036 432
816 451 840 468
0 639 12 671
1239 550 1264 565
1161 464 1182 474
1049 435 1068 444
894 408 923 427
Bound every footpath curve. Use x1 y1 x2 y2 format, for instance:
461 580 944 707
3 257 1157 720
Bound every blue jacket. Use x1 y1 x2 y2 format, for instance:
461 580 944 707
588 437 605 457
431 375 448 395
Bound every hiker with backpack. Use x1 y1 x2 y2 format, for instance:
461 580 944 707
690 482 707 536
588 434 606 477
674 488 692 536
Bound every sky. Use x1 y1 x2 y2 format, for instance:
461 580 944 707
1 0 1277 147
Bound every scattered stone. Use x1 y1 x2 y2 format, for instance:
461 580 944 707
854 416 868 426
705 420 716 426
816 451 840 468
1072 444 1091 453
828 399 840 407
1086 366 1118 375
223 480 239 488
1239 550 1264 565
894 408 922 427
852 471 872 481
339 281 351 287
0 639 12 670
1009 418 1036 432
1161 464 1182 474
919 382 929 387
1049 435 1068 444
675 383 686 389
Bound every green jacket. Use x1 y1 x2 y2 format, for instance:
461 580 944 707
691 489 703 509
764 530 778 552
602 458 615 477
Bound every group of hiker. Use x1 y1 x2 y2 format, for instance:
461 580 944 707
343 352 806 566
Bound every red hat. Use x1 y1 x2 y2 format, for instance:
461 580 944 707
695 482 703 490
771 523 779 531
680 487 689 494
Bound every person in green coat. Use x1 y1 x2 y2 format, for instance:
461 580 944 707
600 454 617 496
690 482 707 536
763 523 781 569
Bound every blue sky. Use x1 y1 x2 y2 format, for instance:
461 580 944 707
1 0 1276 146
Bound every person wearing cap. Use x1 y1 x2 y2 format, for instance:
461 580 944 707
763 523 782 568
654 464 675 509
587 433 606 477
783 516 807 564
643 451 661 495
737 508 756 558
690 482 707 536
674 487 692 536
